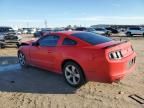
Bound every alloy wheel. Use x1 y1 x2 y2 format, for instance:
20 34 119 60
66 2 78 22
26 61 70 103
18 52 26 66
64 65 81 85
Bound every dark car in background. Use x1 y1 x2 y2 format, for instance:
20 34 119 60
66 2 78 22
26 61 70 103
75 27 110 36
34 28 52 37
75 27 88 31
105 27 119 34
75 27 96 32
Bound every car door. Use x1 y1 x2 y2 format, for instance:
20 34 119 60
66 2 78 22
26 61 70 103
139 28 144 34
134 28 141 35
30 35 60 71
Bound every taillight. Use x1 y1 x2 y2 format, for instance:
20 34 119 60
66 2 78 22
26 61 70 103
109 51 123 60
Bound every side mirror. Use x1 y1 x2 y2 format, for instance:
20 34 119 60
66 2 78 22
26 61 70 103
32 42 39 46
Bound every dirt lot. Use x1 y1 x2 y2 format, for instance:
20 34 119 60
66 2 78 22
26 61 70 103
0 36 144 108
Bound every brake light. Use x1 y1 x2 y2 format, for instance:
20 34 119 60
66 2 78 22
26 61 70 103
109 51 123 60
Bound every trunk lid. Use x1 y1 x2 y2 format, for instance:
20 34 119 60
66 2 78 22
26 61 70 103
104 41 134 59
84 40 134 59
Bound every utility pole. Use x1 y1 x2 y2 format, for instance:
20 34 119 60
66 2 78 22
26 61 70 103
44 20 48 28
26 22 29 28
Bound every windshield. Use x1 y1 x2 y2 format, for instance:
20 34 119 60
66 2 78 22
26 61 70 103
129 27 141 30
95 28 105 31
0 27 14 32
71 32 112 45
87 28 96 32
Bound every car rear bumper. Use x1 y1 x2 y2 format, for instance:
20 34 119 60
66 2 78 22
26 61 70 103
85 52 136 83
108 52 136 82
5 40 19 43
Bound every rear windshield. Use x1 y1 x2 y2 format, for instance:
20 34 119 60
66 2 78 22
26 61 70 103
95 28 105 31
71 32 112 45
75 27 87 31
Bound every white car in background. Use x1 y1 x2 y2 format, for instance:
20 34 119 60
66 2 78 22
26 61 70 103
27 28 36 34
94 28 110 36
126 27 144 37
0 26 22 48
22 29 28 34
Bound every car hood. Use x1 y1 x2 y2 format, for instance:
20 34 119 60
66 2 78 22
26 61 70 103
17 39 37 48
21 39 36 45
20 38 38 45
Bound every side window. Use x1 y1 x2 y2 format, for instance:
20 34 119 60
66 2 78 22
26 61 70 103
39 35 60 47
63 38 77 45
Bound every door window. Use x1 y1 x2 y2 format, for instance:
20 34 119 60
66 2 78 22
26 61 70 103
62 38 77 45
39 35 60 47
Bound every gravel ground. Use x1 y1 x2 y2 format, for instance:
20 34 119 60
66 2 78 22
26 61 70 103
0 36 144 108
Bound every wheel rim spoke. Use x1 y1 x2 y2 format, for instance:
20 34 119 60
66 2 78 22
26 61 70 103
19 53 25 65
74 73 80 78
66 67 72 73
66 71 72 79
72 76 77 84
71 66 76 73
22 55 24 59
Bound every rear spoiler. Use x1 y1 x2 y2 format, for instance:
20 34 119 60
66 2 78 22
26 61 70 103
103 40 128 49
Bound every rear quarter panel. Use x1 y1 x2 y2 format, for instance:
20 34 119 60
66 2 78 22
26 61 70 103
55 46 106 81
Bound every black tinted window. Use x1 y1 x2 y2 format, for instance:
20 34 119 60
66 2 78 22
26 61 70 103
75 27 87 31
63 38 77 45
0 27 12 32
95 28 105 31
71 32 112 45
39 35 60 46
87 28 95 32
129 27 141 30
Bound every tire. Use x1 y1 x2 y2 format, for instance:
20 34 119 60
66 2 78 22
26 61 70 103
63 62 85 87
16 43 20 48
0 43 5 49
126 32 132 37
18 52 28 67
143 33 144 37
0 44 2 49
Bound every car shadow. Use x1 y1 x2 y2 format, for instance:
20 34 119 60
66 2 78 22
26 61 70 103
0 56 77 94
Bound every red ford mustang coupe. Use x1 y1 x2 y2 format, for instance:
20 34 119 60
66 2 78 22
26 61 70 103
18 31 136 87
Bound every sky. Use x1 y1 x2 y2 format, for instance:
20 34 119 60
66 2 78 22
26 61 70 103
0 0 144 28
